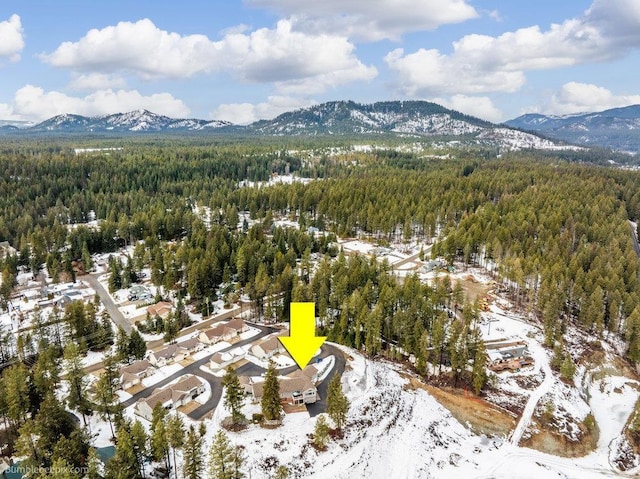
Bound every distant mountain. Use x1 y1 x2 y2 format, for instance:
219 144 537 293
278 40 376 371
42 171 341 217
31 109 232 132
0 102 577 152
247 100 494 136
0 119 35 129
505 105 640 153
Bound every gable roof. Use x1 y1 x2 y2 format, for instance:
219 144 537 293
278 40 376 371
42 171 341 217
226 318 247 331
139 374 203 409
147 301 172 317
252 376 316 399
151 344 188 360
120 359 152 376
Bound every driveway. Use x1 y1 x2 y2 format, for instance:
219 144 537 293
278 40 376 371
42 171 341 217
122 329 347 421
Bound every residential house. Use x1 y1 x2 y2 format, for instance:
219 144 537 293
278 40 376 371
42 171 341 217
209 347 245 371
198 318 247 345
119 359 155 390
226 318 249 334
177 337 203 354
486 341 533 372
147 301 173 320
147 344 190 367
134 374 205 421
250 335 287 360
251 375 318 405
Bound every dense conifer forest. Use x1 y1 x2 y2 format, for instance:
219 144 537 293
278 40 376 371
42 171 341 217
2 139 640 475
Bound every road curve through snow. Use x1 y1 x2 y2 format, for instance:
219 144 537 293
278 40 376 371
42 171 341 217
509 339 554 445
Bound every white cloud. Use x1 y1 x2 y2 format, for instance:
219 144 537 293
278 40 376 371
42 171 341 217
68 73 127 91
385 0 640 97
211 96 316 124
545 82 640 115
246 0 478 41
2 85 189 122
42 18 376 93
0 14 25 62
432 95 503 122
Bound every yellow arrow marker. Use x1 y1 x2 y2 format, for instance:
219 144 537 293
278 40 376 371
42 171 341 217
279 302 327 369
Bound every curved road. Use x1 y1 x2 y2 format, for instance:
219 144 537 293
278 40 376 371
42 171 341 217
122 330 346 421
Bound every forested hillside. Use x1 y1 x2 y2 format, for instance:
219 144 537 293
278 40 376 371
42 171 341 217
2 141 640 475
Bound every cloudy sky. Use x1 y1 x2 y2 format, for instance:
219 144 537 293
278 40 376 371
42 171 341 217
1 0 639 124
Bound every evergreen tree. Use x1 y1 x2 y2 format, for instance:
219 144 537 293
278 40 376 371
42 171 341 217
128 329 147 360
222 367 246 425
183 425 205 479
105 425 141 479
166 413 185 478
313 414 330 450
326 374 349 431
261 361 282 423
273 466 290 479
207 429 234 479
47 457 81 479
560 355 576 382
151 412 170 472
93 353 122 438
85 448 102 479
130 419 149 478
472 340 488 395
63 342 93 425
115 326 130 361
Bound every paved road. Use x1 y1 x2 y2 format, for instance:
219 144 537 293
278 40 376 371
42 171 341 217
306 344 347 418
121 323 277 409
84 273 132 334
122 330 347 421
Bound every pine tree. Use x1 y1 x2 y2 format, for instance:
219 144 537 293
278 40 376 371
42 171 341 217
130 420 148 478
472 340 488 395
151 417 170 472
128 329 147 360
222 367 246 426
85 447 102 479
273 466 290 479
93 353 122 438
560 355 576 382
105 425 141 479
261 361 282 423
207 429 234 479
166 413 185 478
81 242 93 273
313 414 330 450
47 457 81 479
326 374 349 431
115 326 130 361
183 425 205 479
63 342 92 425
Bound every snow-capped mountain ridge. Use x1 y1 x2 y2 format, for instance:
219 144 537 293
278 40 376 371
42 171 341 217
31 109 232 132
506 105 640 152
0 100 580 151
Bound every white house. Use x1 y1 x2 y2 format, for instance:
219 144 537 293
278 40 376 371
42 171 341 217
119 359 155 390
134 374 205 421
249 336 286 360
147 344 190 367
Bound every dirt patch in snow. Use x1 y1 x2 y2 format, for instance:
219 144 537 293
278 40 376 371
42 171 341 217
406 378 516 437
520 416 598 457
